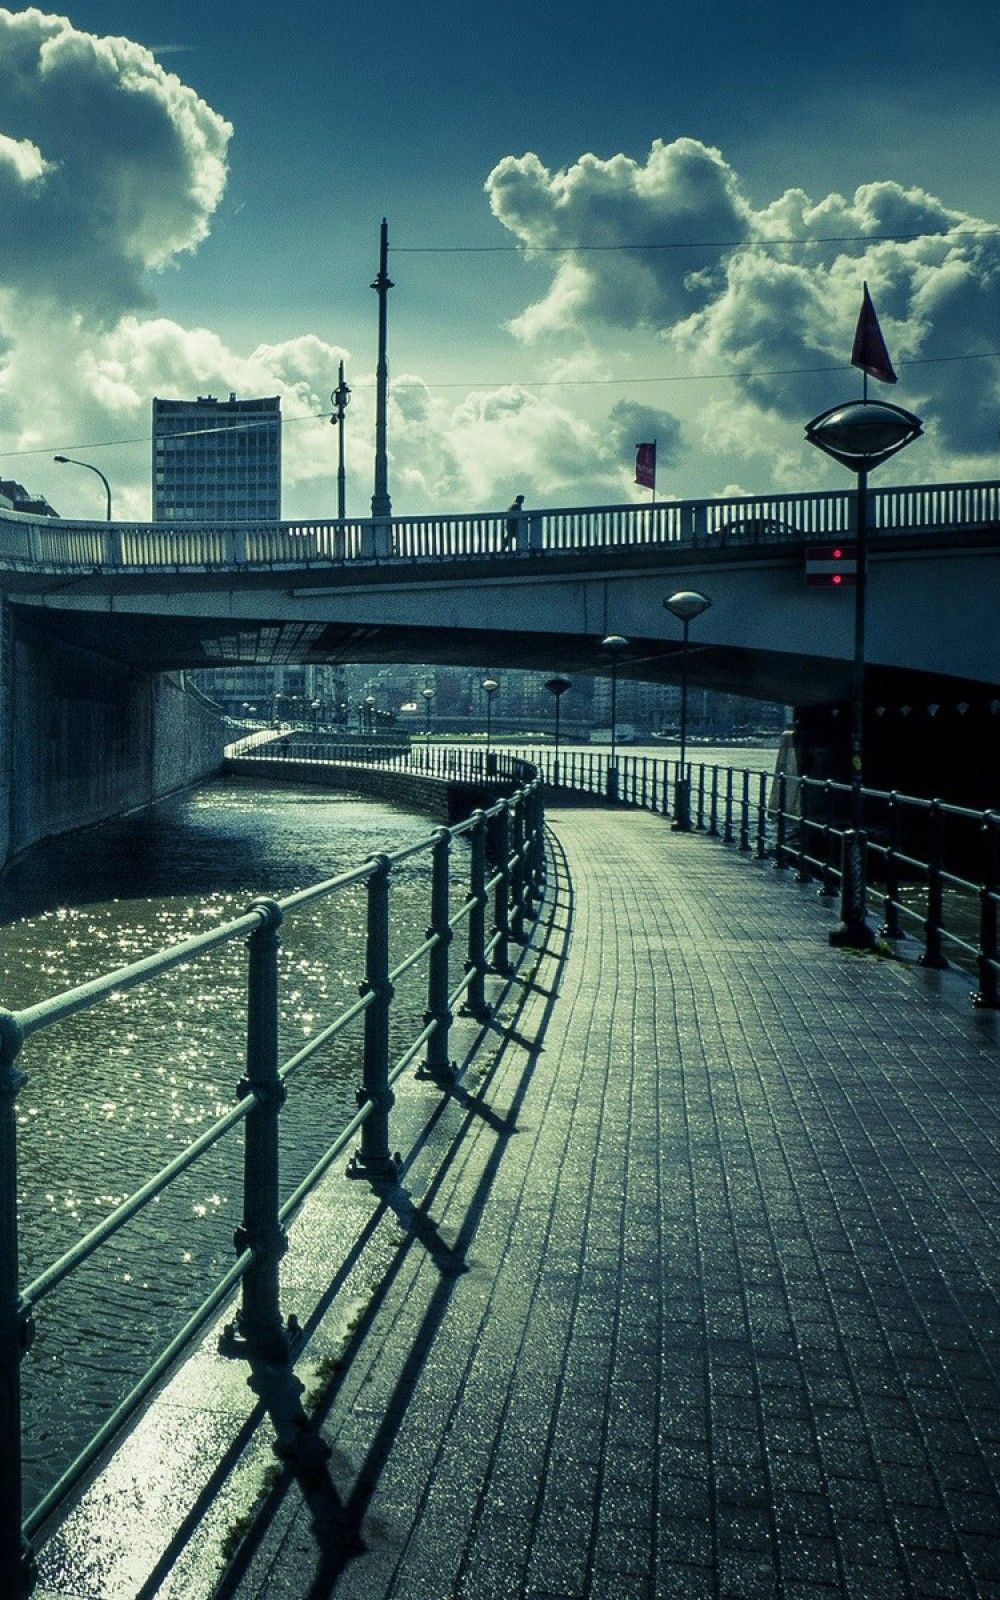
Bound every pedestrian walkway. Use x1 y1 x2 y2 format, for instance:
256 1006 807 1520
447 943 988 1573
38 809 1000 1599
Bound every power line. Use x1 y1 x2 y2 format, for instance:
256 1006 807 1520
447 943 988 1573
1 351 996 461
393 227 1000 255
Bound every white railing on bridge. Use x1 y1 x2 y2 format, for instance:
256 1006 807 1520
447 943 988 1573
0 479 997 574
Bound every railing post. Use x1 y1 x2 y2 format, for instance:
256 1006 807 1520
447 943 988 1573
695 765 706 830
774 773 787 868
461 812 490 1016
819 780 837 896
797 779 812 882
348 857 400 1179
509 799 527 944
421 828 455 1078
755 772 768 858
739 771 751 852
227 899 290 1359
489 803 513 975
724 767 734 844
973 812 999 1009
880 792 904 939
919 800 949 970
708 766 719 837
0 1012 35 1599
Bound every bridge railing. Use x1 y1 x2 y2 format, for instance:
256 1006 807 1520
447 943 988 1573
0 758 545 1597
1 478 997 572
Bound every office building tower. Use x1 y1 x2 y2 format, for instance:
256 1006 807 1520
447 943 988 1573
152 393 281 521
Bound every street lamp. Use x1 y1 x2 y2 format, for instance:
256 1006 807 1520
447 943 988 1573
364 694 377 736
421 686 434 740
330 359 351 520
805 397 922 946
663 590 712 832
481 677 499 771
53 455 112 520
600 635 628 798
544 676 571 786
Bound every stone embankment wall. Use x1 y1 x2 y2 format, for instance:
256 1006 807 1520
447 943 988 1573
224 756 464 822
0 604 227 867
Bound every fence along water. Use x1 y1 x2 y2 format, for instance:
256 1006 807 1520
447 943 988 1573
0 756 545 1598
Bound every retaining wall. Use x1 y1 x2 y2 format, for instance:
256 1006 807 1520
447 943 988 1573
0 603 227 867
224 756 506 826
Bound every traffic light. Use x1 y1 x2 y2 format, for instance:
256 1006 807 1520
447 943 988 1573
805 543 857 586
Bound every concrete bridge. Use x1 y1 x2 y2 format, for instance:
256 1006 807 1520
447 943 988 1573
2 477 998 804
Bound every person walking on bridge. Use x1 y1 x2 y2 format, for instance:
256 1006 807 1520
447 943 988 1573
504 493 525 550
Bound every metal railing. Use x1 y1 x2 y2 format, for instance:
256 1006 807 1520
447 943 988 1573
1 478 997 573
239 736 1000 1003
491 741 998 1006
0 756 544 1596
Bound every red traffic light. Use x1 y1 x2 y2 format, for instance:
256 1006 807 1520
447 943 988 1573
805 543 857 586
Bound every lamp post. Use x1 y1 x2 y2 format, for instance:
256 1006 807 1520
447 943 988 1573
330 359 351 520
481 677 499 772
805 397 922 946
53 455 112 520
544 676 571 785
600 635 628 799
421 686 434 741
364 694 377 736
663 590 712 832
371 218 393 524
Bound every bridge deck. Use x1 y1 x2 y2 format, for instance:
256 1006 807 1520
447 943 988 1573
38 810 1000 1599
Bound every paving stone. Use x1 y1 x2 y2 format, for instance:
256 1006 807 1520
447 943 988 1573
31 808 1000 1598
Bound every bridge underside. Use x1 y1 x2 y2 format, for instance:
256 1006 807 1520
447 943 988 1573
9 596 989 711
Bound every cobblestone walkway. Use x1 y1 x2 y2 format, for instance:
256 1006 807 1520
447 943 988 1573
41 807 1000 1600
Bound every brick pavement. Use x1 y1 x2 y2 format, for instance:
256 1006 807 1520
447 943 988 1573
39 806 1000 1599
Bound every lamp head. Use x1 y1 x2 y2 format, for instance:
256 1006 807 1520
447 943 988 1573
600 634 628 654
664 590 712 622
481 677 499 695
544 676 571 698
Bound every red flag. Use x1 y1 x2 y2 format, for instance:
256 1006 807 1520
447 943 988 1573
851 282 897 384
635 440 656 490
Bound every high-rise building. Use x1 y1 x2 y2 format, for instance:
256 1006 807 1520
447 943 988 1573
152 393 281 522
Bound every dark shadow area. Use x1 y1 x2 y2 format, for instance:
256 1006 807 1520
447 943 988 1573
211 835 574 1598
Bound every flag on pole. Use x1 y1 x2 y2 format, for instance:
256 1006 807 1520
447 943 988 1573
635 440 656 490
851 282 897 384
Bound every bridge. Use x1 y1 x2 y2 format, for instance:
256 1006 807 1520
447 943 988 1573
2 478 998 807
4 743 998 1599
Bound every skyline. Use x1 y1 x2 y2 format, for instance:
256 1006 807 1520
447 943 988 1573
0 2 998 521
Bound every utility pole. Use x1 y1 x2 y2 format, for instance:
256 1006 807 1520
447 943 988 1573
330 359 351 520
371 218 393 521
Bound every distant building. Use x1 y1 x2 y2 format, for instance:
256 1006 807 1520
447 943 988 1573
0 478 60 517
152 393 281 522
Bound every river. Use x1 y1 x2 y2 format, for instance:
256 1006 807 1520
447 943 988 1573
0 776 448 1509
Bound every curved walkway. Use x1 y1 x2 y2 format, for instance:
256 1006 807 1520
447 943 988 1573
39 808 1000 1599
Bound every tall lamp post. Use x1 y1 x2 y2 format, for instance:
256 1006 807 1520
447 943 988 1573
330 359 351 520
663 590 712 832
805 397 922 945
600 635 628 799
371 218 393 525
53 455 112 520
364 694 377 736
481 677 499 772
421 686 434 741
544 676 571 786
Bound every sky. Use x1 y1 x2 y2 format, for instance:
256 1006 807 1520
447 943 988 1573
0 1 998 521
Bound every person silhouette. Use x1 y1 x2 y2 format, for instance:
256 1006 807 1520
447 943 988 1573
505 494 525 549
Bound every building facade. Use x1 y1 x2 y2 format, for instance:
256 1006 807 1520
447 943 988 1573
152 394 281 522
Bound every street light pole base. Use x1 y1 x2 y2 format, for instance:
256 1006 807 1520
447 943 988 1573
828 918 877 950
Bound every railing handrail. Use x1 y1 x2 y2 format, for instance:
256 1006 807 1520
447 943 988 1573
0 747 545 1593
1 476 997 574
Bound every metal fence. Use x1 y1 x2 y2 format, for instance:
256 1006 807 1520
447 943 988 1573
1 478 998 572
0 756 544 1597
259 737 1000 1008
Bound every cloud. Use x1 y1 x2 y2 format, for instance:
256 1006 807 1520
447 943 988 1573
488 140 1000 474
0 7 231 320
486 139 752 340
